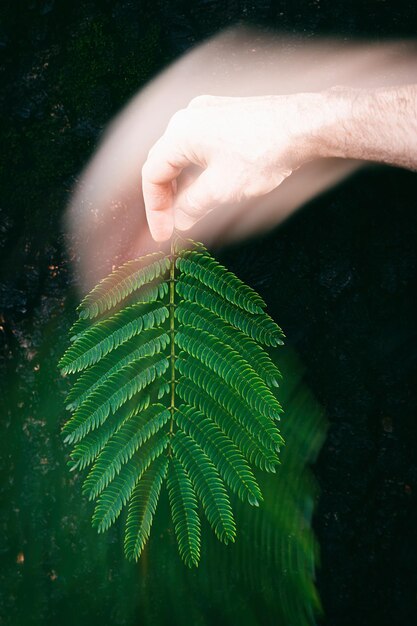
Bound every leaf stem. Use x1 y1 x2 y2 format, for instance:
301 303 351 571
168 237 176 450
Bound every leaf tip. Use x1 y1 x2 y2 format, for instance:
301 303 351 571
248 494 260 507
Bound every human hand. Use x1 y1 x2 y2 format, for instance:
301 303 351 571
142 94 326 241
67 29 417 291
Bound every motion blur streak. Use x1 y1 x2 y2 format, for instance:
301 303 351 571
63 26 417 292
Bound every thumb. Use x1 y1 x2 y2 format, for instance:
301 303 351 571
174 167 226 231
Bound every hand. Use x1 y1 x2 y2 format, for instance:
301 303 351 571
67 30 417 291
142 94 324 241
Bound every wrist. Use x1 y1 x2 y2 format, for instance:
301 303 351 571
300 88 357 161
269 91 353 167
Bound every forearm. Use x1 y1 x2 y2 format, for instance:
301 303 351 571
312 85 417 170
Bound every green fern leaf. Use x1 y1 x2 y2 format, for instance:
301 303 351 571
176 274 284 346
171 429 236 544
68 393 152 471
124 455 169 561
176 354 283 451
176 301 282 387
176 404 262 506
167 457 201 567
176 378 280 472
176 250 266 313
82 404 170 499
59 302 169 374
69 281 169 342
157 379 170 399
62 355 169 444
65 328 169 409
78 252 170 319
175 326 282 417
59 235 285 566
92 431 169 532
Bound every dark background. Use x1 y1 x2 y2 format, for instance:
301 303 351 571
1 2 417 626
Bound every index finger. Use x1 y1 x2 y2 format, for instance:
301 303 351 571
142 138 194 241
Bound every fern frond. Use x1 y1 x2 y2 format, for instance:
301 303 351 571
167 457 201 567
176 301 282 387
176 378 280 472
171 429 236 544
176 275 284 346
176 405 262 506
59 302 169 374
176 326 282 418
77 252 170 319
65 329 169 410
176 354 283 451
82 404 170 499
68 394 151 471
69 281 169 342
59 236 285 565
123 279 169 305
92 431 169 532
172 236 208 256
62 355 169 444
176 250 266 313
68 315 98 342
124 455 169 561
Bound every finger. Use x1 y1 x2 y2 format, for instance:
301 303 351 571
142 149 186 241
187 95 248 108
174 167 226 231
187 94 221 108
142 178 174 242
142 139 194 241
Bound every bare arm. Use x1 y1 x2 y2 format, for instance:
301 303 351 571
143 85 417 241
318 85 417 168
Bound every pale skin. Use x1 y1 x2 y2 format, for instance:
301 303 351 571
142 85 417 242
